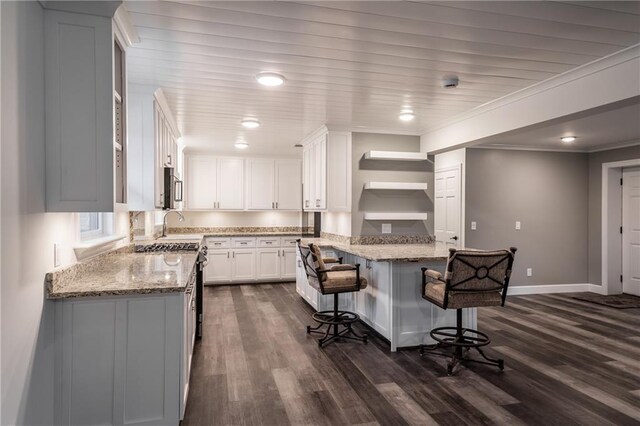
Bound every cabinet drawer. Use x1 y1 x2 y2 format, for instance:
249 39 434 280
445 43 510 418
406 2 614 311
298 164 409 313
205 237 230 249
281 238 298 247
232 237 256 248
257 237 281 247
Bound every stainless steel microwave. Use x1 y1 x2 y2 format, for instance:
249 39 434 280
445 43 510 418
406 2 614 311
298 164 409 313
163 167 183 210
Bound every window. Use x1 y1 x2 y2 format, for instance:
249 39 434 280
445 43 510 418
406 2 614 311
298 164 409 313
79 213 113 241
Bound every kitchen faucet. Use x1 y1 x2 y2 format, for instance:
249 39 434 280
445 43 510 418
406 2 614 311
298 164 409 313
162 210 184 237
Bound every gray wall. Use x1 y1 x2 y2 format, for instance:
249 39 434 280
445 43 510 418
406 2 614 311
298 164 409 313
465 148 589 286
351 133 434 237
588 144 640 285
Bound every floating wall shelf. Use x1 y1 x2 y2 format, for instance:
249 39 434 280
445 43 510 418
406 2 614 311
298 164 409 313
364 150 431 162
363 212 428 221
364 182 428 190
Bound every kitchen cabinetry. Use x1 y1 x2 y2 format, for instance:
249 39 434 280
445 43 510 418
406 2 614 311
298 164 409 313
45 10 130 212
54 285 196 425
205 237 297 284
128 87 181 211
247 159 302 210
301 126 351 212
185 156 245 210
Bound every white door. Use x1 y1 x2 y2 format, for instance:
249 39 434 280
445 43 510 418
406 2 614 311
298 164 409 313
280 248 297 280
185 156 217 210
275 160 302 210
217 158 245 210
256 248 281 280
434 166 461 246
204 250 231 284
247 159 275 210
623 168 640 296
231 250 256 282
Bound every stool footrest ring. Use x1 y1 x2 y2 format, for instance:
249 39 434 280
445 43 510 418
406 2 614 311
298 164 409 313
430 326 491 348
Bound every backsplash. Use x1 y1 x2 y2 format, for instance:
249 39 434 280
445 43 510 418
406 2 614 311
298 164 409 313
168 226 313 235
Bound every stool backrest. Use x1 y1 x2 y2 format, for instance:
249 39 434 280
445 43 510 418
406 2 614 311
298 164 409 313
297 240 319 280
445 248 517 306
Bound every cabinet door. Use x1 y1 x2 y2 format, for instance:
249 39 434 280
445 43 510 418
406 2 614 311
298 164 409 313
204 250 231 284
280 248 297 280
326 131 351 211
247 159 275 210
295 250 306 297
275 160 302 210
314 136 327 210
256 249 281 280
153 103 165 209
232 250 256 282
217 158 245 210
185 156 217 210
302 148 312 210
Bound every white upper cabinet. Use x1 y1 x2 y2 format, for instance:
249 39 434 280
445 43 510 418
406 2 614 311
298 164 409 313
218 158 245 210
247 159 302 210
44 10 122 212
185 156 244 210
247 159 276 210
185 156 217 210
275 160 302 210
301 126 351 212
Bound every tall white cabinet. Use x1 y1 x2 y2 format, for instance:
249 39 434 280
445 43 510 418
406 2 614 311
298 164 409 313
128 87 181 211
301 126 352 212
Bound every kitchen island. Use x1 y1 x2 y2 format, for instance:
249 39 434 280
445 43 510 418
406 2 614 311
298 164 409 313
297 238 476 351
46 238 204 426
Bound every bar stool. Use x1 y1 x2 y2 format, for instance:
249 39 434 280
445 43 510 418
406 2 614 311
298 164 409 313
297 240 368 347
420 247 517 375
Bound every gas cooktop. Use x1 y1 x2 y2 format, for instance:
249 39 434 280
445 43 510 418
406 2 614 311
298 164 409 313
135 242 199 253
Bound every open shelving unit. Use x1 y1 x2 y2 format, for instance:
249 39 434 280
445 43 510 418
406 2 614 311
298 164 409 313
364 150 431 162
363 212 428 221
364 182 428 190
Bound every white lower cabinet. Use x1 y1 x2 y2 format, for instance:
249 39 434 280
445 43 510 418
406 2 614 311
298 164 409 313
256 248 280 280
205 237 297 284
231 249 256 281
54 288 195 426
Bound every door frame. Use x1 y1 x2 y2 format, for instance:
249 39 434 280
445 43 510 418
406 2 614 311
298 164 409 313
602 158 640 294
434 164 464 248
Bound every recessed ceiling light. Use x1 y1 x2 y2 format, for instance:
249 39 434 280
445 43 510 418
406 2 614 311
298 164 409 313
234 140 249 149
256 72 286 87
241 118 260 129
399 110 415 122
561 136 576 143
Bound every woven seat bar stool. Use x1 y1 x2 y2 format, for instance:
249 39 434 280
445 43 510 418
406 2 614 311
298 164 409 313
420 247 517 375
297 240 368 347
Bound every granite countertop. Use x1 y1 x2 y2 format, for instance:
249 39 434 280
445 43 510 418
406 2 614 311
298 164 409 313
46 241 201 299
203 232 313 238
299 238 454 262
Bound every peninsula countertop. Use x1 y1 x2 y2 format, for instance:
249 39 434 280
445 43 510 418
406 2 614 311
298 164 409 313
299 238 455 262
46 242 200 299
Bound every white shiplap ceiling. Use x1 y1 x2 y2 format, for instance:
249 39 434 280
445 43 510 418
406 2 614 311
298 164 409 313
124 1 640 155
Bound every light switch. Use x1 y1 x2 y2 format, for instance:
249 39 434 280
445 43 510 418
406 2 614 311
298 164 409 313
471 221 477 230
527 268 533 277
515 221 521 230
381 223 392 234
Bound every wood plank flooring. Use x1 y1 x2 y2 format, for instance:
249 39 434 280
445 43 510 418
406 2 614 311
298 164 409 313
183 284 640 425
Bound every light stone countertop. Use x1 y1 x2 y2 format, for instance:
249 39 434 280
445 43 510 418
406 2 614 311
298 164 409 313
46 240 202 299
299 238 455 262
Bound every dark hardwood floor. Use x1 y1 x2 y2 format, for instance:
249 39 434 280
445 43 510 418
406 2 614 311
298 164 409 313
183 283 640 425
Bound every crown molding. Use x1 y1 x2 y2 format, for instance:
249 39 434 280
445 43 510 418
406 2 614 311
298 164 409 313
113 5 139 47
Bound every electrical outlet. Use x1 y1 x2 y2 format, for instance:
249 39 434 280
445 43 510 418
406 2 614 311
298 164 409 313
471 221 477 230
515 221 521 230
527 268 533 277
54 243 61 267
381 223 392 234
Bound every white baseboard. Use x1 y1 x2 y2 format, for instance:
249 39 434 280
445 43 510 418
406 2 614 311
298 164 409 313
507 283 595 295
